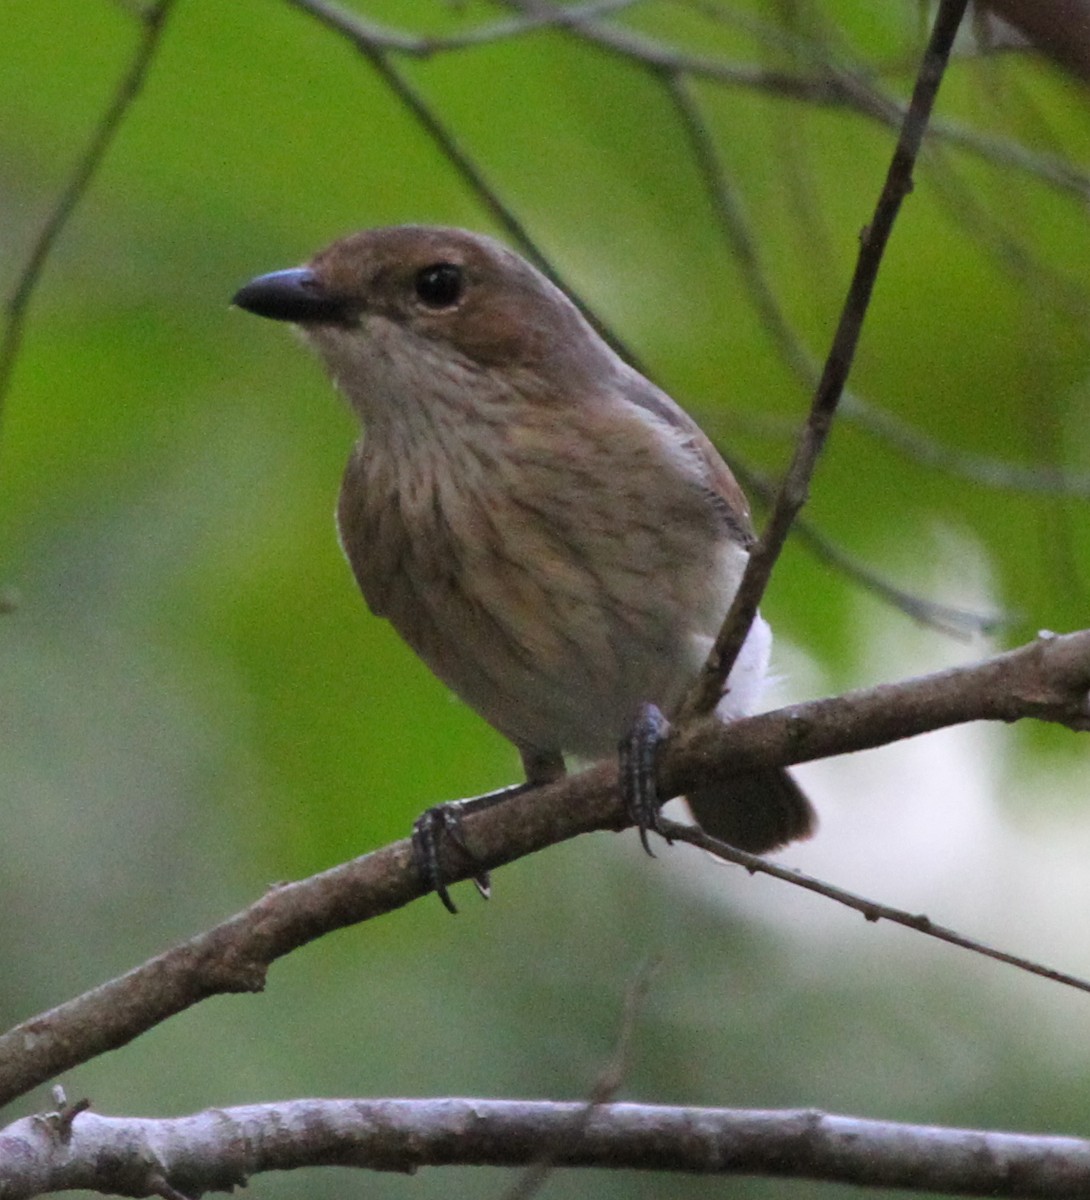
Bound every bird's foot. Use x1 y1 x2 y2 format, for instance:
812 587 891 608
618 702 674 856
411 783 530 913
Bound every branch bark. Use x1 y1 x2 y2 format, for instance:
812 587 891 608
0 631 1086 1112
3 1097 1090 1198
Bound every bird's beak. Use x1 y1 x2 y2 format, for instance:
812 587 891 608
232 268 350 324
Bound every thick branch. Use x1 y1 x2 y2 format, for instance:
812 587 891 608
0 631 1086 1111
3 1098 1090 1198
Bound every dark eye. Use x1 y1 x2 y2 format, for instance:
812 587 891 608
414 262 464 308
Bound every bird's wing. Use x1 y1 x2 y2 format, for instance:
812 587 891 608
617 365 756 547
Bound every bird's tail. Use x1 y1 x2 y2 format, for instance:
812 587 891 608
686 768 816 854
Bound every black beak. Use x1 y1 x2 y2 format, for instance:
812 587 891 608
232 268 349 324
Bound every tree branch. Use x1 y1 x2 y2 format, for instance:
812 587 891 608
676 0 970 722
0 631 1086 1112
3 1097 1090 1198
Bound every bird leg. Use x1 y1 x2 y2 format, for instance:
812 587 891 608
618 703 673 856
411 748 566 913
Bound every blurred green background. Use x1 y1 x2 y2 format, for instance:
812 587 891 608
3 2 1090 1196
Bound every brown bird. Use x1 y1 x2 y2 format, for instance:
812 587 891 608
233 226 815 901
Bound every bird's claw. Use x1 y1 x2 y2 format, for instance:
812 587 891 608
411 803 491 915
618 702 673 855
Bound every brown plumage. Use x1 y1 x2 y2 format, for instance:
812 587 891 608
234 226 815 854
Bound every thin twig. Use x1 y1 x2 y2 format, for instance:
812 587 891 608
841 393 1090 496
292 0 1090 206
668 69 1090 500
660 819 1090 995
926 140 1090 322
928 113 1090 199
840 138 1090 497
784 520 1007 637
503 0 900 120
676 0 972 723
282 0 642 56
726 456 1007 637
0 0 176 441
663 69 815 385
148 1176 194 1200
519 0 1090 198
326 37 644 368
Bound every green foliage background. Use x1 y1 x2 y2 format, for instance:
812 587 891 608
2 2 1090 1196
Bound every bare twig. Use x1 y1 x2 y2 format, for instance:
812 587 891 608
677 0 972 723
840 394 1090 497
526 0 1090 198
929 114 1090 200
786 527 1006 637
666 70 1090 501
285 0 1090 210
719 453 1006 637
0 629 1086 1112
285 0 1090 204
503 0 900 118
282 0 642 55
321 35 643 367
148 1175 195 1200
925 143 1090 323
342 48 542 265
3 1097 1090 1198
663 70 816 384
660 819 1090 995
654 76 1012 634
0 0 176 441
740 473 1006 637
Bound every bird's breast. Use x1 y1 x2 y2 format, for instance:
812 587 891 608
341 404 747 756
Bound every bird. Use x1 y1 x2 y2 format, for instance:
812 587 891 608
233 225 815 902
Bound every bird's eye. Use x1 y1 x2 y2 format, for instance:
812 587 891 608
414 262 464 309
